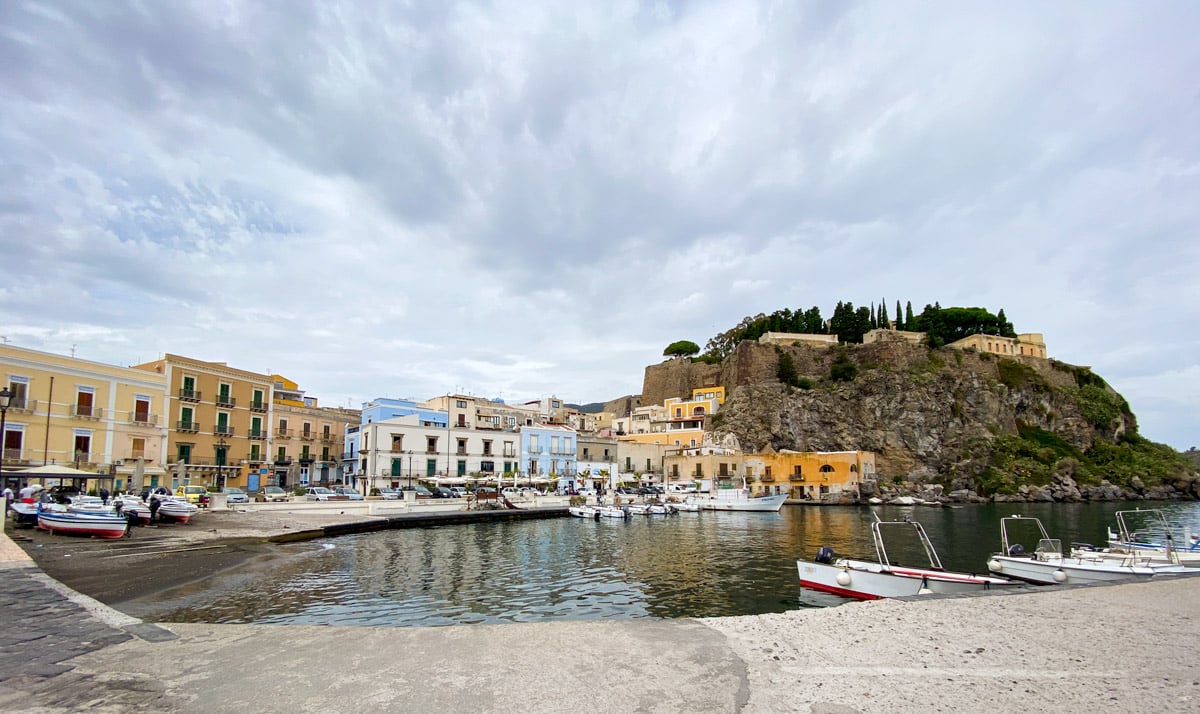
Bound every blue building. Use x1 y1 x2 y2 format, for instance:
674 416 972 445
520 423 577 482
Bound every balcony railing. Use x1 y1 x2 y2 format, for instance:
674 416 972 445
1 447 29 463
275 428 293 438
789 474 805 482
7 398 36 413
760 475 775 483
214 424 235 436
246 453 264 463
128 412 159 426
216 394 236 408
249 400 267 412
300 432 314 441
247 429 266 439
342 452 356 460
73 451 92 465
321 434 339 444
179 388 201 402
71 405 103 419
528 446 543 454
274 456 292 465
130 449 146 460
177 420 200 432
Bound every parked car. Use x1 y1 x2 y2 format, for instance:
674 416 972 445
428 486 455 499
400 484 433 498
334 487 364 501
256 486 289 502
449 486 468 498
472 487 498 500
376 487 402 500
176 485 209 505
305 486 336 501
223 487 249 504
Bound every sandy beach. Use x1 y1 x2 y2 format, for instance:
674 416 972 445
7 507 380 607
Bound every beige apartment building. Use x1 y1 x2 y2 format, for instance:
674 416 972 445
1 344 168 492
132 354 275 491
269 375 359 488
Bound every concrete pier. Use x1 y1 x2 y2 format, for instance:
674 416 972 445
3 525 1198 713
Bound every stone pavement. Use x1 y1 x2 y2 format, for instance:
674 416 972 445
3 524 1200 713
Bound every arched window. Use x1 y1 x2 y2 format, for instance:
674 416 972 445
819 465 835 473
694 406 705 416
850 465 858 473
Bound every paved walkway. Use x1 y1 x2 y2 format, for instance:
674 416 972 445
3 525 1200 713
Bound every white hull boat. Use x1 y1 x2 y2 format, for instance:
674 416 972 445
156 497 200 523
691 489 786 512
987 515 1188 585
568 506 598 519
37 509 128 539
798 518 1017 601
597 506 630 519
1094 509 1200 567
668 501 700 512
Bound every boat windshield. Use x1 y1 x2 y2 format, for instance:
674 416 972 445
1034 538 1062 557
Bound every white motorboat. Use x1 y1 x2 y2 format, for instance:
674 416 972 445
568 506 598 519
690 487 786 512
596 506 630 519
1091 509 1200 567
37 507 128 539
797 517 1017 601
155 496 200 523
668 501 700 513
986 515 1188 585
625 504 651 515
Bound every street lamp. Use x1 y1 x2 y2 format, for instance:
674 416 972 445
215 435 227 491
0 387 11 492
407 450 414 489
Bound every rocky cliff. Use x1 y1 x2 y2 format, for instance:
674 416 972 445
640 341 1198 498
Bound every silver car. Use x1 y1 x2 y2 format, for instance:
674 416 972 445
223 487 249 504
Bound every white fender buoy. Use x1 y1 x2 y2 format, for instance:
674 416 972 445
987 558 1002 572
1053 569 1067 583
835 570 852 586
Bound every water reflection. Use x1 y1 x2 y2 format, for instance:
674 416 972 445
140 502 1200 626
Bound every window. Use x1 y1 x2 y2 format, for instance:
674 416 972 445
217 383 232 406
391 435 404 451
301 446 310 460
793 465 802 476
530 435 540 452
582 447 589 458
323 425 331 438
75 386 95 417
251 416 263 438
391 458 402 476
180 406 195 430
277 446 286 461
426 436 438 453
321 447 330 461
250 444 261 461
674 408 682 418
551 436 559 454
481 460 495 472
302 422 312 437
2 424 24 461
6 377 29 409
719 463 728 476
252 388 265 409
457 438 467 455
216 411 230 434
456 400 467 408
131 437 145 459
457 460 466 476
483 440 493 456
133 395 151 423
177 443 192 464
181 375 197 398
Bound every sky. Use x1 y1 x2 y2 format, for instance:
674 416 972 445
1 1 1198 450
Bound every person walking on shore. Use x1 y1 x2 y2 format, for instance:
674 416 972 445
148 494 161 524
2 484 12 517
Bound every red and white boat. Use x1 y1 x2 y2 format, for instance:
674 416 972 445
798 517 1018 601
37 508 128 539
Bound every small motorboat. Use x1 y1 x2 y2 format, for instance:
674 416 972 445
568 506 598 519
798 517 1018 601
1087 509 1200 567
596 506 630 519
155 496 200 523
37 507 129 539
987 515 1188 585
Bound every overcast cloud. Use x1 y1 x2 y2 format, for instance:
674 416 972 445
2 1 1197 449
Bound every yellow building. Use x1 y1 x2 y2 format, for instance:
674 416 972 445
1 344 168 492
947 332 1047 359
620 386 725 450
269 375 359 488
758 332 839 348
745 450 876 500
132 354 274 491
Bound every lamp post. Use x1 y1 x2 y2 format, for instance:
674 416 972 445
407 450 414 489
0 387 11 492
215 435 227 491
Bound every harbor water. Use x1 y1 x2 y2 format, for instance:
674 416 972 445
146 501 1200 626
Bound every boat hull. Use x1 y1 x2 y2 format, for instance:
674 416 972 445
987 554 1185 585
37 511 128 539
799 558 1017 600
693 493 786 512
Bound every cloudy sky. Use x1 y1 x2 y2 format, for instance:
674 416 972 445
2 1 1198 449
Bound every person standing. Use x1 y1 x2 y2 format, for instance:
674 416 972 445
2 484 13 517
148 494 161 524
99 487 110 505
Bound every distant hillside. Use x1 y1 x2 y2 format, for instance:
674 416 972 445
642 340 1199 498
568 402 606 414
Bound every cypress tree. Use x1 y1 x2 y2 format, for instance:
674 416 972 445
904 301 915 330
895 300 902 330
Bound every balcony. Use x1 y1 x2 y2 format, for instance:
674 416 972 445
528 446 543 454
299 432 314 441
760 475 775 483
216 394 236 408
130 449 147 460
179 388 201 402
789 474 805 482
274 456 293 465
321 434 339 444
249 400 267 412
299 455 315 464
7 398 36 413
456 449 467 456
245 453 264 463
73 451 93 467
177 420 200 432
341 452 356 461
128 412 159 426
247 429 266 439
214 424 235 436
1 447 31 465
71 405 104 420
275 428 293 438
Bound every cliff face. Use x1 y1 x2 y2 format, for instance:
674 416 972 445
641 341 1197 494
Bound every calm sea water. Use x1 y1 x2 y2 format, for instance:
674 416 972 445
145 501 1200 626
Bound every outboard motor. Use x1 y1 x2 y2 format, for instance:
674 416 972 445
1008 543 1025 557
815 546 836 564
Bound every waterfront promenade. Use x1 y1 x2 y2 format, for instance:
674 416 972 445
3 515 1199 713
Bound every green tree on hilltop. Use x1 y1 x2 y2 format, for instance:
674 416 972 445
663 340 700 358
